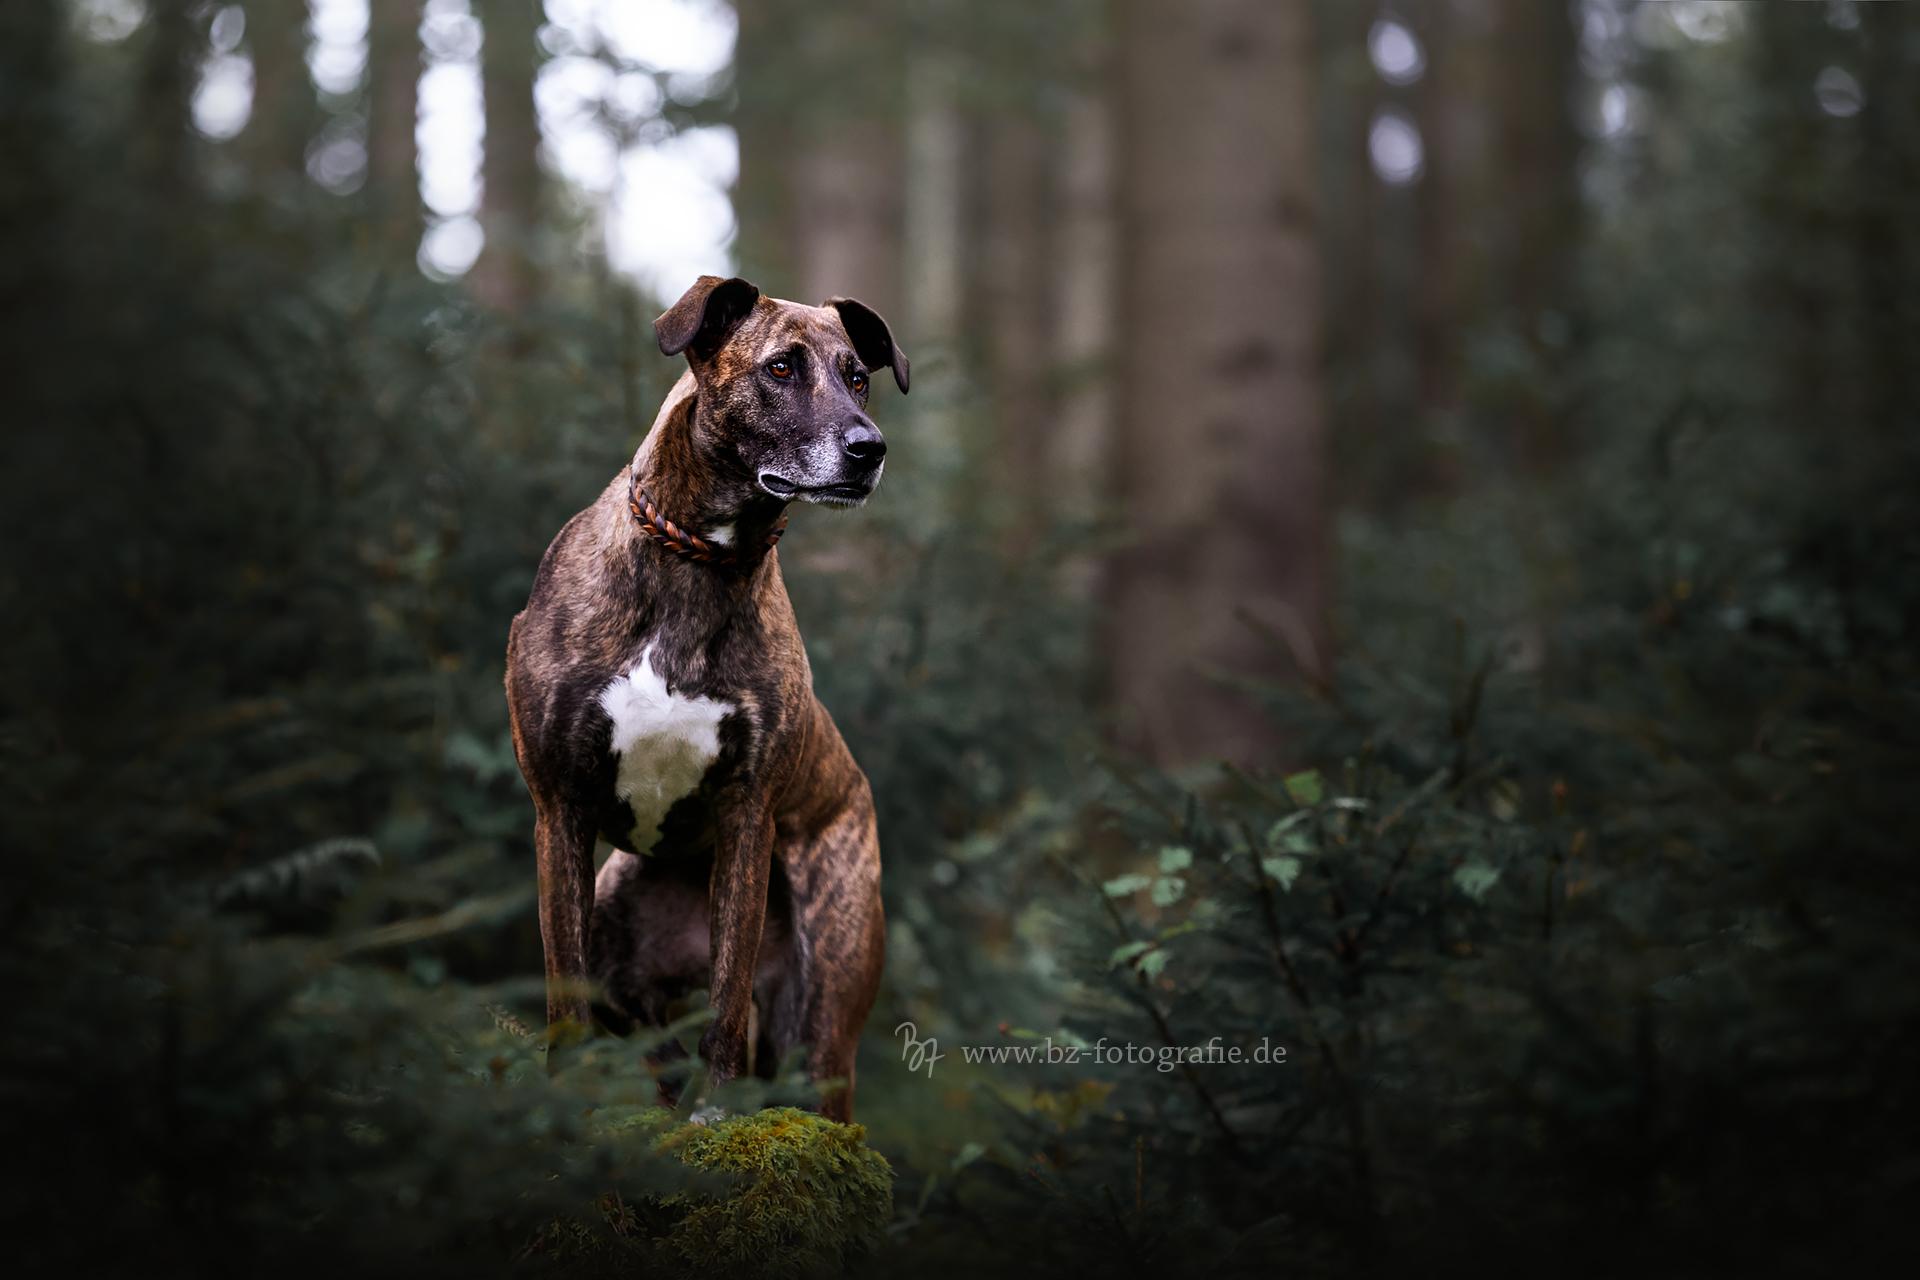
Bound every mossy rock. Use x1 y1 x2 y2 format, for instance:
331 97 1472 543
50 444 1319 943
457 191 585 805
652 1107 893 1278
524 1106 892 1277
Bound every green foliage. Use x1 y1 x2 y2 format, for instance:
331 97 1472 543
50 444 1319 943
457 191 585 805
911 420 1920 1273
0 885 696 1276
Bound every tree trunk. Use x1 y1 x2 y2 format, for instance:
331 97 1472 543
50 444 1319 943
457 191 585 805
1412 0 1503 498
472 0 543 312
1754 1 1828 435
138 0 199 199
897 46 967 521
1320 0 1378 507
730 0 797 294
1851 2 1915 442
784 2 903 314
1050 24 1117 590
2 0 74 397
1489 0 1579 472
733 0 902 315
981 113 1054 532
1411 0 1465 469
366 0 423 257
1107 0 1328 767
243 0 313 188
789 121 903 314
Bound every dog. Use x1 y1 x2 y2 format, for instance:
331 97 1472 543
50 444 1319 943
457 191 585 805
504 275 908 1122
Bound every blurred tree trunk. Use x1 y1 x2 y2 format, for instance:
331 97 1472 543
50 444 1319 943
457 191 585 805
899 45 968 522
1413 0 1480 498
731 0 797 293
786 4 904 312
137 0 199 198
1851 2 1916 441
473 0 544 313
734 0 902 316
1489 0 1579 472
902 54 964 343
366 0 423 258
1050 23 1117 592
244 0 314 188
1412 2 1454 432
789 123 903 314
1754 2 1826 435
1107 0 1328 767
0 2 63 174
1360 13 1421 511
981 113 1054 532
1321 0 1378 506
3 0 74 394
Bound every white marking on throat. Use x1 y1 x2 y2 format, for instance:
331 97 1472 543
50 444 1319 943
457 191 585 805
705 522 735 547
597 645 732 852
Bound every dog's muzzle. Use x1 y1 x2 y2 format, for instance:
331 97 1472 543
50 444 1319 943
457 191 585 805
760 422 886 506
757 471 881 507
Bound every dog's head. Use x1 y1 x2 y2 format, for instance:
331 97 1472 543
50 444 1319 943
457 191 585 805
655 275 909 508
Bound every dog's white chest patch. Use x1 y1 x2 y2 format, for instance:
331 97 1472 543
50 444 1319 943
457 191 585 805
597 645 732 852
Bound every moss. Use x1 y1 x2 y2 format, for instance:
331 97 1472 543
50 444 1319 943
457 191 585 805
524 1107 892 1277
652 1107 894 1279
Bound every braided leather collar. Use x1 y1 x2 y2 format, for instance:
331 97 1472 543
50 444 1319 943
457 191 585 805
628 470 786 571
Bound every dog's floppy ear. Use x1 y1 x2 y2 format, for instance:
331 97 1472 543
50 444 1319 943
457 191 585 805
656 275 761 360
826 297 910 394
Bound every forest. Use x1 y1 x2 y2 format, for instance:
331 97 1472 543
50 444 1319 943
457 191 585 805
3 1 1918 1276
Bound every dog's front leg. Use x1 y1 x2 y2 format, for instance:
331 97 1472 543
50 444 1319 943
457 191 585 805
697 793 774 1105
534 803 596 1043
784 795 885 1123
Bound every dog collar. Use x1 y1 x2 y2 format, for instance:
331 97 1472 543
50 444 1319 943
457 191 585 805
628 472 787 571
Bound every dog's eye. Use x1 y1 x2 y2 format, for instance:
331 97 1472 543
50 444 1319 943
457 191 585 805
767 358 793 379
848 370 868 395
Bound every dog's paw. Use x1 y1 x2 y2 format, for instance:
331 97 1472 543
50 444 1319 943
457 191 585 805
688 1104 729 1127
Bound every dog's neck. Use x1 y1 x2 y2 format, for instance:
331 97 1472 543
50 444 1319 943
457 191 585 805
628 373 789 573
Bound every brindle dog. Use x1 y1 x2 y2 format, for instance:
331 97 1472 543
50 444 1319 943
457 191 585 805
505 275 907 1121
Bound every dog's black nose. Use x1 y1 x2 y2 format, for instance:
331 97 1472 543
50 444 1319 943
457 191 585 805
842 422 887 464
